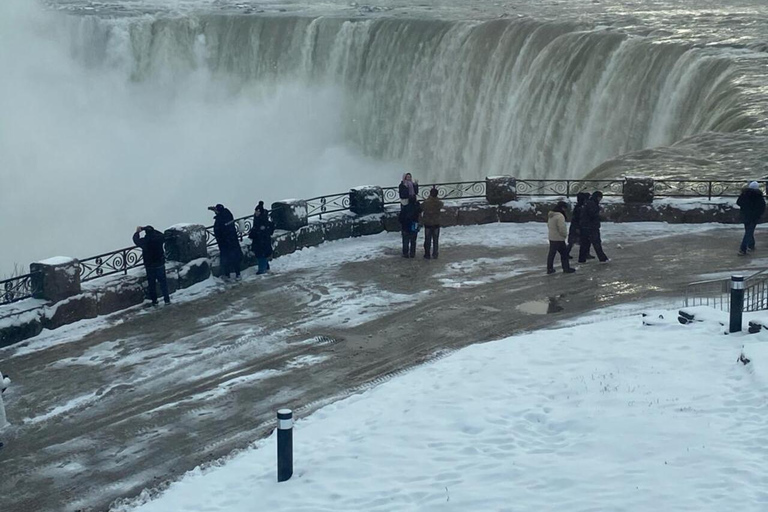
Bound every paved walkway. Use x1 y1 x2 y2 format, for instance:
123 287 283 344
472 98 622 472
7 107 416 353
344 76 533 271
0 222 761 512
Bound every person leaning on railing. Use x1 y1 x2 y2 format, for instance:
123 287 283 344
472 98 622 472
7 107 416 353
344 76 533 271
133 226 171 306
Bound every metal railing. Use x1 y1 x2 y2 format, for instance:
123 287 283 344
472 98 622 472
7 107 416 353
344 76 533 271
683 269 768 313
0 273 40 306
0 178 760 306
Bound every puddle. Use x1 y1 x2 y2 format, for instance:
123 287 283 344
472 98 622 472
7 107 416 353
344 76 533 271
516 296 564 315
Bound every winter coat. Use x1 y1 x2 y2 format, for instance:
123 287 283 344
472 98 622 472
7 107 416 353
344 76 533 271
248 214 275 259
548 211 568 242
421 196 444 227
568 192 590 244
399 201 422 233
580 197 602 232
133 229 165 268
213 208 240 251
737 188 766 224
399 181 419 200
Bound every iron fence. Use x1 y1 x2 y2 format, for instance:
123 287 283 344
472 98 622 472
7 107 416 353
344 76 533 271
1 178 763 307
0 273 40 305
683 269 768 313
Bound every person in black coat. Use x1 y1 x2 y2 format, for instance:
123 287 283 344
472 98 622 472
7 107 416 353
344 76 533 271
210 203 243 279
133 225 170 305
578 191 609 263
567 192 594 260
398 172 419 208
399 196 422 258
737 181 766 255
248 201 275 274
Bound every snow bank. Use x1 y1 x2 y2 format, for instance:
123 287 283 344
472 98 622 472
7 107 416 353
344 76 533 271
118 310 767 512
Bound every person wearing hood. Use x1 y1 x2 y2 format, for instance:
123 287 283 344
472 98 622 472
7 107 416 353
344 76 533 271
399 196 422 258
737 181 766 256
567 192 594 260
248 201 275 274
399 172 419 207
210 203 243 279
0 370 10 434
578 191 609 263
547 201 576 274
421 187 444 259
133 225 170 306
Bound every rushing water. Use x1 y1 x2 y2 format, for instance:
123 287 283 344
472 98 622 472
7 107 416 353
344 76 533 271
1 0 767 272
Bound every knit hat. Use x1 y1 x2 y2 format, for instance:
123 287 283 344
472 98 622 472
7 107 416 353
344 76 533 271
749 181 759 189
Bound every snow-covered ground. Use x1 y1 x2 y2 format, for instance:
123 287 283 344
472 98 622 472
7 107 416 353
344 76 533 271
113 306 768 512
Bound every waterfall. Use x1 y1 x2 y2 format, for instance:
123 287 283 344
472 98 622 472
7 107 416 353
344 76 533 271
61 14 753 181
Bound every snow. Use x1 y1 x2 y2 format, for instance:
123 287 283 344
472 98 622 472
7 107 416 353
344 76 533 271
37 256 77 266
116 308 768 512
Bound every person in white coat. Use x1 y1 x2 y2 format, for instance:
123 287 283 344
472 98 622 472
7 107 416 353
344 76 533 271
547 201 576 274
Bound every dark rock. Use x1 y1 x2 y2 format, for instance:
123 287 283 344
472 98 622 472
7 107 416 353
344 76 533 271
164 224 209 263
498 201 552 223
0 311 43 348
271 200 308 231
439 204 460 227
96 280 145 315
457 204 499 225
623 177 655 203
349 186 384 215
322 216 354 242
352 215 385 237
272 232 297 258
177 259 211 289
42 293 98 330
295 224 325 249
382 210 401 232
30 257 81 302
485 176 517 204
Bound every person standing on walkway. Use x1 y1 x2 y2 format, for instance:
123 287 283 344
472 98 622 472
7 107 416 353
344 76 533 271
421 187 443 260
0 370 9 450
547 201 576 274
567 191 594 260
133 225 171 306
578 191 609 263
248 201 275 274
210 204 243 279
399 196 422 258
737 181 766 256
399 172 419 207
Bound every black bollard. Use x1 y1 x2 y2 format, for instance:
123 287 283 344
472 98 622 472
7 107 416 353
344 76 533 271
277 408 293 482
730 275 745 333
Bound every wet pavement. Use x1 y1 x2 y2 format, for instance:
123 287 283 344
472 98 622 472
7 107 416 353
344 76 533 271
0 223 763 512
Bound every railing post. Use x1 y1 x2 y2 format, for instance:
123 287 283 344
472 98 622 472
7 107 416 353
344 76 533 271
277 408 293 482
708 181 712 200
730 275 745 333
566 180 570 198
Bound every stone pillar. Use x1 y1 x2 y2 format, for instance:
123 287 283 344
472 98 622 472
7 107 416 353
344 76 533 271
623 177 655 203
30 257 81 302
485 176 517 205
349 186 384 215
164 224 209 263
271 200 308 231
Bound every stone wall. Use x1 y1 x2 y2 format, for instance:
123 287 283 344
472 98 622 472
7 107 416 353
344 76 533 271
0 194 746 348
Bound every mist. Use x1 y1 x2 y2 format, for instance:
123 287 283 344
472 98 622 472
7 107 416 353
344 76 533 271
0 0 401 277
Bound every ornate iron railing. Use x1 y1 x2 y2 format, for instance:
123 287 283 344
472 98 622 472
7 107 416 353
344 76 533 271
0 273 40 305
1 178 762 307
653 180 750 200
382 181 486 204
79 246 144 282
306 193 350 219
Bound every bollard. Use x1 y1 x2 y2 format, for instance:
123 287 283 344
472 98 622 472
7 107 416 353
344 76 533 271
277 408 293 482
730 275 745 333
